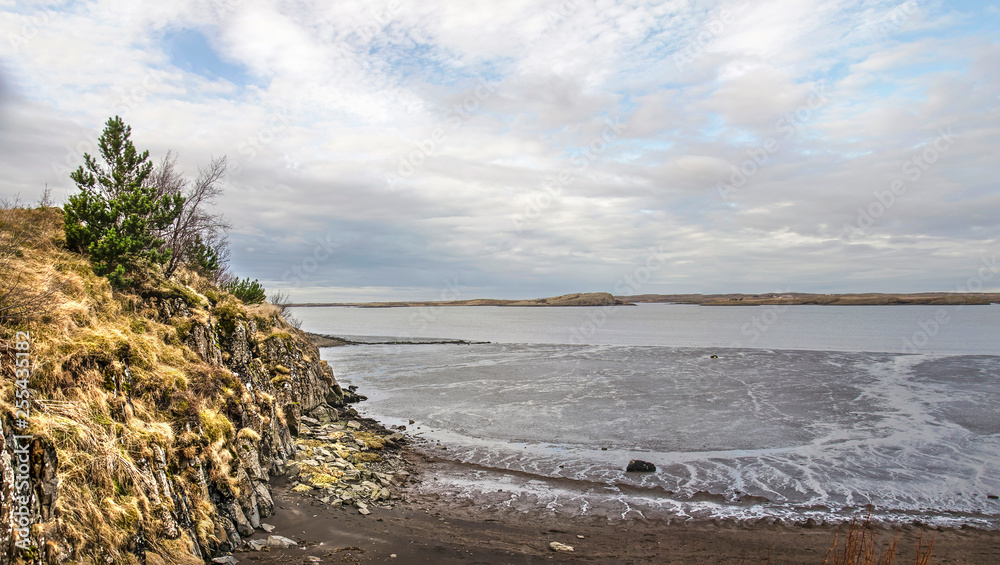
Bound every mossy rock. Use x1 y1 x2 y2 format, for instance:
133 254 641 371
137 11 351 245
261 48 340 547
170 318 194 340
353 432 387 450
348 452 381 464
212 300 244 335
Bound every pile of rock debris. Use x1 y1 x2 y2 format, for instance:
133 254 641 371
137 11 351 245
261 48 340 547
281 406 413 515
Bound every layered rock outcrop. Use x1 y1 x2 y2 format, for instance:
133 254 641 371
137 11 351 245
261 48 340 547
0 215 348 565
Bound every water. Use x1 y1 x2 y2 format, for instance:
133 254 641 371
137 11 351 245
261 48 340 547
293 304 1000 526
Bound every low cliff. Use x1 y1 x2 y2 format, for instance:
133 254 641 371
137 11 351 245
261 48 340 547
0 209 346 564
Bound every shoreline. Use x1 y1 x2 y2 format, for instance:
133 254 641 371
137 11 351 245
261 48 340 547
237 409 1000 563
239 444 1000 564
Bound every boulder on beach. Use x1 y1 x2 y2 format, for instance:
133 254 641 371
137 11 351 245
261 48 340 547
626 459 656 472
549 541 575 552
308 403 340 423
267 535 298 548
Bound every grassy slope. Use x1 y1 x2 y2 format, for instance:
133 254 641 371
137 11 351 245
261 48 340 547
0 208 336 564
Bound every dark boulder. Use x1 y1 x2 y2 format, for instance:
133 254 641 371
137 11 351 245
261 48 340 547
626 459 656 472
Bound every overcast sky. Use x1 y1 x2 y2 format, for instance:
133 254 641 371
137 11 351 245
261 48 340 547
1 0 998 301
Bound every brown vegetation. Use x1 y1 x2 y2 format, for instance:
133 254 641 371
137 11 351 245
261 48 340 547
0 207 337 563
824 512 935 565
0 203 63 324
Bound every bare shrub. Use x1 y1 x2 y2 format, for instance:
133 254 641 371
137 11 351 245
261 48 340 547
149 152 232 281
269 290 302 329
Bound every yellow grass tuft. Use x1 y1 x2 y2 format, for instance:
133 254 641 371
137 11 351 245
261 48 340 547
824 510 935 565
198 409 234 443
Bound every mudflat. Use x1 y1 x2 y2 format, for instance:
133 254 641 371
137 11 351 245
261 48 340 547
236 453 1000 564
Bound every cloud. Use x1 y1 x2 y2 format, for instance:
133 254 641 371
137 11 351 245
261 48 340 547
0 0 997 301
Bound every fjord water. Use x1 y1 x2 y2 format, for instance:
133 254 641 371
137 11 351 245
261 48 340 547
293 304 1000 526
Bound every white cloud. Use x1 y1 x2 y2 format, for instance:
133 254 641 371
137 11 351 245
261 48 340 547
0 0 997 300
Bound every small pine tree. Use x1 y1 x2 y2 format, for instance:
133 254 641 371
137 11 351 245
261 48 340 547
64 116 184 287
186 234 221 277
222 277 267 304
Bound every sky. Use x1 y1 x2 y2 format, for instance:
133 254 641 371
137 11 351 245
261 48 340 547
0 0 998 302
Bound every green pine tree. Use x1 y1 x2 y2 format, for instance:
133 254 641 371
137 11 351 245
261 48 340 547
186 233 221 277
222 277 267 304
64 116 184 287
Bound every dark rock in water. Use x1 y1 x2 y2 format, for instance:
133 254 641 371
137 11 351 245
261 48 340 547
626 459 656 472
342 387 368 403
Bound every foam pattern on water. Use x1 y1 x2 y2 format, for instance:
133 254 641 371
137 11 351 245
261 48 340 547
322 344 1000 526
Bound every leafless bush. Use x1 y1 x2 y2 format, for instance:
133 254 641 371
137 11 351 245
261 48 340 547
37 185 54 207
269 290 302 329
149 152 232 280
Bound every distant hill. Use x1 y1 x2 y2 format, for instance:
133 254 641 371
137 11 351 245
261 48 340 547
617 292 1000 306
292 291 1000 308
292 292 631 308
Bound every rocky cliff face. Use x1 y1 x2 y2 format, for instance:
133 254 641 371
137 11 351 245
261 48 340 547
0 211 348 564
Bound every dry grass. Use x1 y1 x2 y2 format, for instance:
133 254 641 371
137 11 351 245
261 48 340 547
0 204 65 324
824 511 935 565
0 208 287 563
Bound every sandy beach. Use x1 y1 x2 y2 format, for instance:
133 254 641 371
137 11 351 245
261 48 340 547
235 448 1000 564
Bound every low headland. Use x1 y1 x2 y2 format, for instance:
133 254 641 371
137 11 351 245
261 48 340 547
292 291 631 308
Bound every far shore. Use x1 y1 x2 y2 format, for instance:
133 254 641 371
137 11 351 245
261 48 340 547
289 291 1000 308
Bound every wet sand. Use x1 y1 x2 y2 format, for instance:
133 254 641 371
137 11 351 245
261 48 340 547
235 452 1000 564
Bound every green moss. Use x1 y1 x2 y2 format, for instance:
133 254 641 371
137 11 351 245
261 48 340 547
348 452 381 464
198 409 234 443
253 313 274 332
212 300 243 335
354 432 387 450
91 409 113 427
162 280 205 308
266 331 294 346
169 318 194 340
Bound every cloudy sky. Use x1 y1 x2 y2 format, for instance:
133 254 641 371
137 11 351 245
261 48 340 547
1 0 998 301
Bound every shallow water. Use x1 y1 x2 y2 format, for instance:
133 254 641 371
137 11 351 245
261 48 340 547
294 305 1000 526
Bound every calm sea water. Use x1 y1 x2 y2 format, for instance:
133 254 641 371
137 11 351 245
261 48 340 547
293 304 1000 526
